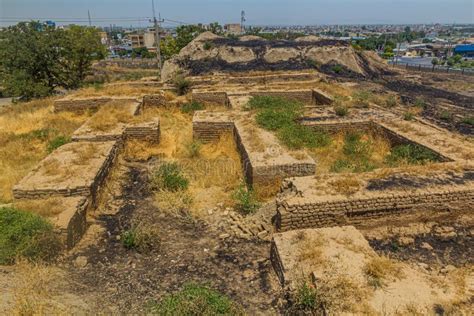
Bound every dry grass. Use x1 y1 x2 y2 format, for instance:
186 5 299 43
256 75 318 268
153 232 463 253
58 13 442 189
86 100 135 132
5 260 72 315
295 232 326 263
364 256 404 288
145 108 243 216
328 177 361 195
13 198 65 217
71 143 97 165
124 139 163 161
308 132 392 173
70 84 163 98
0 99 90 202
153 190 193 217
316 273 371 314
254 178 283 200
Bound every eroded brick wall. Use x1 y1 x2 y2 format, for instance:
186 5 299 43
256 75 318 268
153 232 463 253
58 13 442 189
276 188 474 231
192 91 230 107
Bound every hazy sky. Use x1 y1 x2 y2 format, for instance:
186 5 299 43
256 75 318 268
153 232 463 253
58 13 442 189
1 0 473 27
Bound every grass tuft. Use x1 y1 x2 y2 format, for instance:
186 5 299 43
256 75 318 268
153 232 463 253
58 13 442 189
181 101 204 114
46 135 70 153
151 162 189 192
232 183 260 215
386 144 439 166
149 283 243 315
0 207 61 264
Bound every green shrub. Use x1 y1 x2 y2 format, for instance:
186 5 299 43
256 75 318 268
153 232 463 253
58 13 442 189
186 140 202 158
439 110 452 121
386 144 438 166
121 223 160 253
173 75 191 96
291 280 319 312
307 59 321 69
203 42 214 50
413 97 427 109
352 90 372 108
47 135 71 153
233 183 259 215
330 133 376 173
403 112 414 121
385 95 397 108
461 116 474 126
332 64 343 74
151 162 189 192
334 105 349 117
0 207 61 264
19 128 51 141
181 101 204 114
150 283 243 315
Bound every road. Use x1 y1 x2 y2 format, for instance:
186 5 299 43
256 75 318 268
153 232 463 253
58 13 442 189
0 98 12 108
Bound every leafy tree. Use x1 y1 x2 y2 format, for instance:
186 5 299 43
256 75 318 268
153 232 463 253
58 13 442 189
175 25 205 51
431 58 439 67
0 21 105 99
59 25 106 89
208 22 223 35
160 35 179 60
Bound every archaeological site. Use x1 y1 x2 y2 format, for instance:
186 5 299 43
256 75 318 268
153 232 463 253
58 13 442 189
1 31 473 315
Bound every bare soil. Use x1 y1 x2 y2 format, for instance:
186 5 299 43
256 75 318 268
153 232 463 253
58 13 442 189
67 164 283 314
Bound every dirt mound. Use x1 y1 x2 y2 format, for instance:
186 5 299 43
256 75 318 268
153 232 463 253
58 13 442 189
161 33 393 81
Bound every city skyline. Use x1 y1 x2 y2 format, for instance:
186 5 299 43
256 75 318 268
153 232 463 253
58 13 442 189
1 0 473 27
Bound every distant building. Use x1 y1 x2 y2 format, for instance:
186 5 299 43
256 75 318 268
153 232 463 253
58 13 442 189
127 29 158 50
454 44 474 58
98 32 109 45
224 23 242 35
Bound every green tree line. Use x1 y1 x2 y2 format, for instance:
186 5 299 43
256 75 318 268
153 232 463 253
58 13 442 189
0 21 106 100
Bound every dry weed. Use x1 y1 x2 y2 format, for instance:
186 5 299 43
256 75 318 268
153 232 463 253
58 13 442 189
0 99 89 202
13 198 65 217
296 233 326 263
329 177 361 195
364 256 404 288
6 260 71 315
87 100 135 132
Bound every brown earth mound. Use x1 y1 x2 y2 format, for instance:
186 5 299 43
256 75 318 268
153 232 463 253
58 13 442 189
161 32 393 81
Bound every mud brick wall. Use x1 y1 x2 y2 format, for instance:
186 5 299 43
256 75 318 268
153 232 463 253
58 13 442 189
312 89 333 105
54 98 112 113
54 197 89 249
276 188 474 231
13 142 120 207
124 120 161 142
192 91 230 107
250 90 314 104
193 120 235 142
72 133 124 142
143 94 167 107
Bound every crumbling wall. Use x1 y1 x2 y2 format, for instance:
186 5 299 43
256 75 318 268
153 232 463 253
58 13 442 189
276 188 474 231
143 94 168 107
53 197 89 249
192 91 230 107
13 142 120 207
124 119 161 142
54 98 112 113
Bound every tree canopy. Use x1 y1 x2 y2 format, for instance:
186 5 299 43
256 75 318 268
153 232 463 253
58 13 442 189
0 22 106 99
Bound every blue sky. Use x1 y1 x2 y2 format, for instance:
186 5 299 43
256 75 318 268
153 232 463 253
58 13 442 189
1 0 473 26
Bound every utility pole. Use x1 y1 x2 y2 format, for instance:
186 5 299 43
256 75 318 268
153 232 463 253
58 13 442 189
87 10 92 26
241 10 246 34
152 0 164 71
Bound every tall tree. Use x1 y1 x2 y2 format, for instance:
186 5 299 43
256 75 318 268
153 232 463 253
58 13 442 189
0 22 105 99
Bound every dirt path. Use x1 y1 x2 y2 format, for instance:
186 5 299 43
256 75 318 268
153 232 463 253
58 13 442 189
67 164 283 314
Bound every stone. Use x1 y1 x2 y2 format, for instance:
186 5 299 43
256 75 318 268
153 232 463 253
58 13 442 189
75 256 88 268
420 242 433 250
398 236 415 246
219 233 231 239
